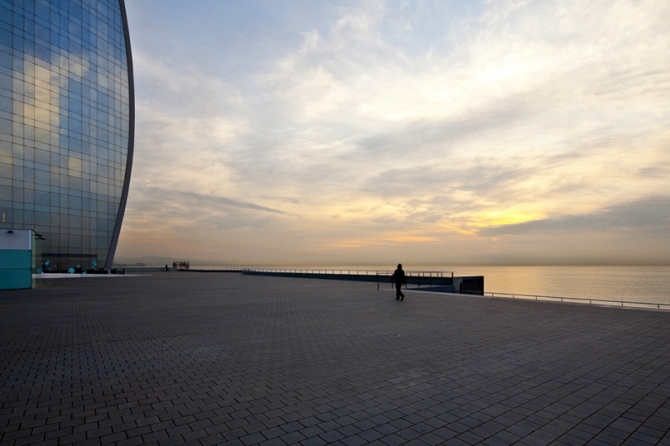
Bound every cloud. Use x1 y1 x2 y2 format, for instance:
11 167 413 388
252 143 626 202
116 0 670 264
480 196 670 236
638 167 670 179
176 191 284 215
237 0 670 197
119 189 289 258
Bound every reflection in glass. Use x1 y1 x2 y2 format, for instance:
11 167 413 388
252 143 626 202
0 0 134 271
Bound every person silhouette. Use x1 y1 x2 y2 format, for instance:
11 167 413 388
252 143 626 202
391 263 406 300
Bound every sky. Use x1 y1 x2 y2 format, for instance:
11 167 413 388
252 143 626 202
115 0 670 266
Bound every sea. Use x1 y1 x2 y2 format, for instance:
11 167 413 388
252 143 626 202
193 264 670 306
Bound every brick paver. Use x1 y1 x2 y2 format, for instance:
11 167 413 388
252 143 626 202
2 272 670 445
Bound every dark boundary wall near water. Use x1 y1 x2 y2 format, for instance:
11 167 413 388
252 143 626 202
412 276 486 295
243 270 391 284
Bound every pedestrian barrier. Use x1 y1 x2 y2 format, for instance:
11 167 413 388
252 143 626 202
462 290 670 310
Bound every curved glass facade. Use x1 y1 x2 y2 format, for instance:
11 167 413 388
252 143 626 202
0 0 134 271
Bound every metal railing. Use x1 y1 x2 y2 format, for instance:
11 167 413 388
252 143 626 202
187 267 455 278
243 268 454 278
216 268 456 290
249 268 387 275
462 290 670 310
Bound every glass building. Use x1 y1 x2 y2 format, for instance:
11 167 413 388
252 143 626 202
0 0 134 272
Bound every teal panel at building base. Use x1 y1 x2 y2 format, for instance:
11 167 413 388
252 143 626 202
0 250 32 290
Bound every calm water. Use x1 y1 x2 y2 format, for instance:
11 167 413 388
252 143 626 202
195 264 670 305
451 266 670 305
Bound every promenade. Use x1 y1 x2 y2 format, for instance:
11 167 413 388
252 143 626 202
2 272 670 446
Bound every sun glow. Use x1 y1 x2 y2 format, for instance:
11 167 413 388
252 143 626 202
326 233 438 250
474 210 545 229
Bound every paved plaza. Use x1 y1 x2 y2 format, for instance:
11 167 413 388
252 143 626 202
2 272 670 446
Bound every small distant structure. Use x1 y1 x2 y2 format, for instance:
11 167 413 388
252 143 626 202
173 261 190 271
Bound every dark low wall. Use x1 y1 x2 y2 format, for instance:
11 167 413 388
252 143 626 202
455 276 485 295
412 286 457 293
242 271 383 283
239 270 484 295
